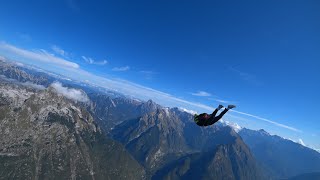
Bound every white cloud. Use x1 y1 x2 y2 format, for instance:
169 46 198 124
0 42 79 69
0 75 45 90
112 66 130 71
50 82 89 102
191 91 211 97
51 45 69 57
298 138 306 146
82 56 107 65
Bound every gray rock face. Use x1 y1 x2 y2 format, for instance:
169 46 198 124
0 81 145 180
112 105 265 179
152 127 264 180
112 108 188 173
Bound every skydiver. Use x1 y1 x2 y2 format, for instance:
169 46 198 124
194 105 236 126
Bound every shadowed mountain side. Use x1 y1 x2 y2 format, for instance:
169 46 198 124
111 105 265 179
283 172 320 180
152 127 264 180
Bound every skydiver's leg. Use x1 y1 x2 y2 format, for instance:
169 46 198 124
205 108 228 126
205 105 224 126
214 108 229 121
211 105 224 117
206 115 217 126
214 105 236 122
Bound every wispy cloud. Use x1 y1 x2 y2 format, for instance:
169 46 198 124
51 45 69 58
140 70 156 74
140 70 157 80
0 42 79 69
0 42 301 133
229 66 262 86
191 91 211 97
17 32 32 42
112 66 130 72
0 75 46 90
213 99 231 104
82 56 108 65
230 109 302 133
51 82 89 102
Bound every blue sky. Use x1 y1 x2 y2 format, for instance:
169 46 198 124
0 0 319 150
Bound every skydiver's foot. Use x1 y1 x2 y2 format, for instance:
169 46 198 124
227 105 236 109
218 105 224 110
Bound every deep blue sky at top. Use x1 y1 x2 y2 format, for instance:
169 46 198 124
0 0 319 144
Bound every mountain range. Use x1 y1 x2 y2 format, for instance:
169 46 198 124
0 58 320 180
239 128 320 179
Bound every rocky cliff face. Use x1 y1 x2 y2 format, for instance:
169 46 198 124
0 81 145 180
111 104 265 179
152 127 264 180
112 108 188 173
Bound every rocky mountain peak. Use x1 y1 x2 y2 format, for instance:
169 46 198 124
0 81 145 179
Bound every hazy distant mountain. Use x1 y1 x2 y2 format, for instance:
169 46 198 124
239 128 320 179
88 93 164 132
0 58 55 86
284 172 320 180
0 81 145 179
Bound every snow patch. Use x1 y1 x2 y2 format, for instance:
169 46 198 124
110 99 116 107
220 119 242 133
0 152 19 157
0 86 33 106
179 107 197 115
298 138 306 146
163 107 170 115
154 148 164 161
